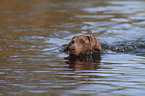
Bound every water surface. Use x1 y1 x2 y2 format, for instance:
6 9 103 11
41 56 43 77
0 0 145 96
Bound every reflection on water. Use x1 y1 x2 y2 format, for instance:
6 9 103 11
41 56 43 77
0 0 145 96
66 53 101 70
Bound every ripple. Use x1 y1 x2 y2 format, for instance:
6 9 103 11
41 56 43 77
76 15 114 19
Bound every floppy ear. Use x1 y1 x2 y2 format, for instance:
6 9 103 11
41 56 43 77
87 35 102 51
94 38 102 51
64 36 76 51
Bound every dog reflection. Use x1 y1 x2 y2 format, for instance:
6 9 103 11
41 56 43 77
66 52 101 70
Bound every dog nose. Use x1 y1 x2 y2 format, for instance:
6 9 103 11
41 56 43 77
69 46 75 51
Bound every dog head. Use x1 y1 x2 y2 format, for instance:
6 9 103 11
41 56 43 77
64 35 102 56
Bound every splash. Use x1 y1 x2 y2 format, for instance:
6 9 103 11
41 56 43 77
102 38 145 56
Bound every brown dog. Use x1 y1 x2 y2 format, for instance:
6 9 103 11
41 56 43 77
64 35 102 56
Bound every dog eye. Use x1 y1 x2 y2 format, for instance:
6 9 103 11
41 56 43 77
80 39 85 43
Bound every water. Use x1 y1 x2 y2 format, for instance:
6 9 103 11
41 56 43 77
0 0 145 96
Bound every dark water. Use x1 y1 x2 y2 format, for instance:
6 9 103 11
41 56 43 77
0 0 145 96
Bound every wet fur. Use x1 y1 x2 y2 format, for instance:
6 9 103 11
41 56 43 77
64 35 102 56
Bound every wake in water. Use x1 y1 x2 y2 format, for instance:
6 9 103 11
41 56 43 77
101 38 145 56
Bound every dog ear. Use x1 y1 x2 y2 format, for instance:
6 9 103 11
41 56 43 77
64 36 76 51
87 35 102 51
93 38 102 51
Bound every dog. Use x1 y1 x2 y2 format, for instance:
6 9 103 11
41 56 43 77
64 35 102 57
